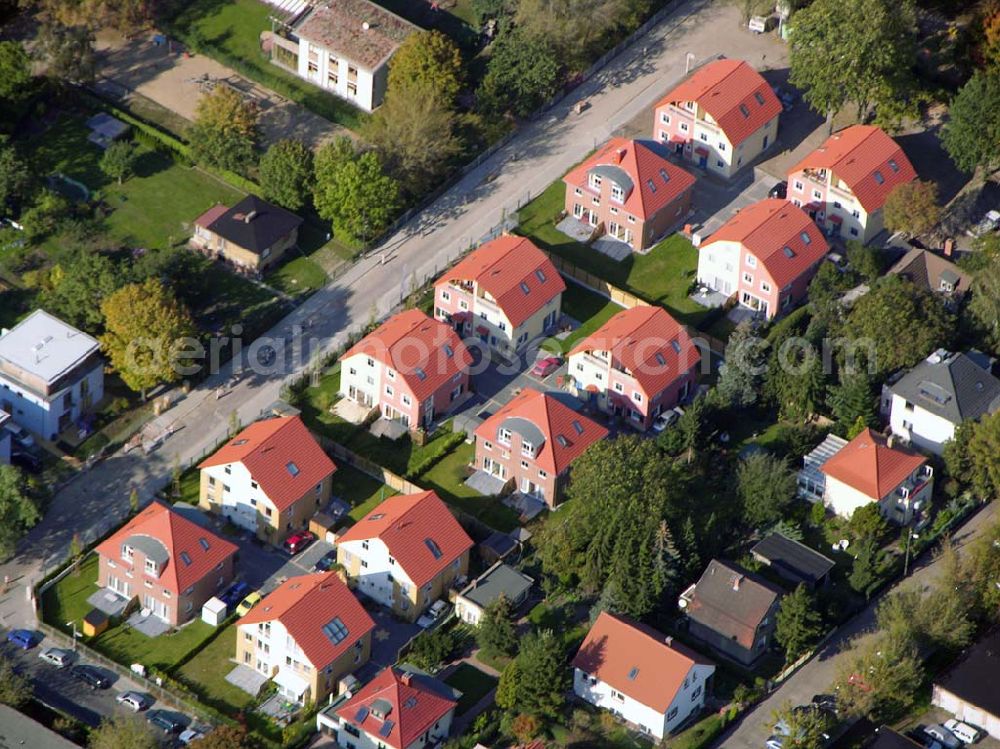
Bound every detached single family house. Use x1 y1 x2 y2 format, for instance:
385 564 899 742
787 125 916 244
653 58 781 179
317 666 458 749
563 137 695 252
339 309 472 432
567 306 700 430
883 349 1000 456
679 559 782 666
454 562 534 626
473 387 608 507
96 502 238 627
434 235 565 354
336 491 473 622
572 611 715 740
198 415 337 544
888 247 972 308
816 428 933 525
191 195 303 273
696 199 828 318
237 572 375 705
267 0 418 112
0 309 104 441
932 629 1000 740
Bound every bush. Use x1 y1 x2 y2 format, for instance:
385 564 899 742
409 430 466 478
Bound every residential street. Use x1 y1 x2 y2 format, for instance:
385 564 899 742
710 500 999 749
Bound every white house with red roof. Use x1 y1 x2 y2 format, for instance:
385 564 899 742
567 306 700 430
198 415 336 545
696 199 828 318
318 666 458 749
787 125 917 243
96 502 238 627
473 387 607 507
433 235 565 353
818 428 933 524
562 138 695 252
339 310 473 432
236 572 374 704
336 491 473 622
653 59 781 179
573 612 715 740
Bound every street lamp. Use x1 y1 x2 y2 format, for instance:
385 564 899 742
903 531 920 577
66 621 78 651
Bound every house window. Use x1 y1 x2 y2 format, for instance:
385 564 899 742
121 544 133 562
484 440 492 450
609 207 618 215
852 209 861 219
588 173 602 190
387 369 395 380
347 82 357 96
692 685 703 700
366 357 374 367
794 180 803 192
402 395 411 406
850 228 859 236
614 382 623 392
611 690 625 702
716 159 725 168
761 281 771 293
633 392 642 403
521 440 533 457
144 559 158 576
743 273 753 284
627 215 636 224
699 132 708 142
667 707 679 721
498 428 512 445
718 142 726 151
660 112 670 124
591 197 600 206
574 187 582 196
746 254 757 268
208 476 216 487
224 466 231 475
520 460 529 469
812 190 822 200
680 122 689 132
385 385 394 396
610 183 624 203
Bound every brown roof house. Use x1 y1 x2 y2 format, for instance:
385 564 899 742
191 195 303 274
888 248 972 308
679 559 783 666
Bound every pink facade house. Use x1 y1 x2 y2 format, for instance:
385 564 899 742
434 235 565 354
567 306 700 430
339 310 472 431
787 125 916 244
473 387 608 507
653 59 781 179
562 138 695 252
696 199 828 319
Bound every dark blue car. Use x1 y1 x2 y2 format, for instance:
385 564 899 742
6 629 40 650
220 582 250 610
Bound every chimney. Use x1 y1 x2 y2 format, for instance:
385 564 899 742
610 148 625 165
244 210 258 224
732 574 743 591
943 238 955 257
400 672 412 686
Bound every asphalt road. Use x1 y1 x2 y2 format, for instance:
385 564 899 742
712 501 998 749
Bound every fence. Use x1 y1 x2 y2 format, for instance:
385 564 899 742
543 251 652 310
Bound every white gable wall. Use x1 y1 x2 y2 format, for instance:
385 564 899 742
887 393 956 456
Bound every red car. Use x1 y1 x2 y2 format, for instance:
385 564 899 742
531 356 563 378
283 530 315 555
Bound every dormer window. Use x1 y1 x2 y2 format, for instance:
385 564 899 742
940 279 954 293
521 440 534 457
739 104 750 118
589 173 602 190
498 427 512 446
610 182 624 203
888 159 899 173
121 544 133 563
684 101 695 111
873 170 885 185
145 558 158 577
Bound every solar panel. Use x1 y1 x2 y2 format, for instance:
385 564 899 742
180 552 192 566
379 720 395 738
322 617 349 645
354 706 369 722
425 539 443 559
918 382 951 405
198 538 210 551
286 461 300 476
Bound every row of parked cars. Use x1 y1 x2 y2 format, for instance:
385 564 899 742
913 721 982 748
8 629 204 746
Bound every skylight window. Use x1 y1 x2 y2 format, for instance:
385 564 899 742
404 697 418 709
783 246 796 258
556 435 569 447
572 420 584 435
670 339 682 353
888 159 899 173
659 168 670 183
535 269 547 283
322 617 349 645
655 352 667 365
415 367 427 381
354 706 370 722
369 513 385 521
379 722 395 738
425 538 443 559
231 438 248 446
754 91 766 106
800 232 812 245
286 461 300 477
627 667 640 680
180 552 192 566
198 538 210 551
739 104 750 118
444 344 454 358
520 281 530 294
873 170 885 185
647 179 657 193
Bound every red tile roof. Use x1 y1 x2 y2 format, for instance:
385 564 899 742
655 59 781 147
337 491 473 588
193 204 229 230
563 138 695 222
336 667 457 749
341 310 473 403
474 388 607 475
198 416 336 513
96 502 238 595
240 572 374 669
820 428 928 500
702 199 829 288
569 306 700 398
573 612 712 712
788 125 917 213
437 236 566 328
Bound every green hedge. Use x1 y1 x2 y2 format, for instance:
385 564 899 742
409 430 467 478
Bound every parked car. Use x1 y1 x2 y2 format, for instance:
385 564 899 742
944 719 981 744
178 728 205 745
768 180 788 199
71 664 112 690
37 647 73 668
6 629 41 650
531 356 563 378
968 209 1000 238
116 691 151 712
652 407 684 434
236 591 262 617
417 600 449 629
811 694 838 716
313 550 338 572
283 530 315 555
220 581 250 610
3 423 35 449
924 725 961 749
11 447 43 474
147 710 184 735
766 735 786 749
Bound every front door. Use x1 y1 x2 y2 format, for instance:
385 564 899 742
588 210 598 227
698 155 708 168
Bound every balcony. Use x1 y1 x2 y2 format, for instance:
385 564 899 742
449 280 474 294
895 465 933 502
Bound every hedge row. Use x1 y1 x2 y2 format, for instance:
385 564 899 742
409 429 467 479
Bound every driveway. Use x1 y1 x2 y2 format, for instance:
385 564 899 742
690 171 779 239
710 500 999 749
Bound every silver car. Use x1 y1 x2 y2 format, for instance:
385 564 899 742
924 724 961 749
116 691 151 712
37 647 73 668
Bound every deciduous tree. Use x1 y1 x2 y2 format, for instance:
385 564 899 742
965 409 1000 500
967 251 1000 352
769 701 834 749
0 465 41 562
0 648 30 706
41 251 122 333
89 715 159 749
848 502 889 544
37 23 96 83
258 139 314 212
883 180 940 236
0 139 31 212
313 146 400 243
0 41 31 101
99 140 138 185
943 68 1000 173
188 724 259 749
100 278 196 398
737 452 797 529
478 27 562 118
835 634 923 721
188 86 260 174
514 0 623 67
848 538 881 598
388 31 464 105
775 585 825 661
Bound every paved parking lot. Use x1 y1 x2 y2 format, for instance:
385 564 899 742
690 170 780 239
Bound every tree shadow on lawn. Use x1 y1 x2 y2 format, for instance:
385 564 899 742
130 149 175 180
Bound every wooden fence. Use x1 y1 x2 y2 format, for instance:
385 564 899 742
543 251 651 310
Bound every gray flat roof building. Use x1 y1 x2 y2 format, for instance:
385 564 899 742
0 310 101 397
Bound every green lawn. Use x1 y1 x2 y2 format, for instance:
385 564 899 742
166 0 365 131
330 464 398 521
419 441 520 532
558 283 622 353
269 255 328 297
174 466 202 504
174 624 256 713
443 663 497 715
517 181 708 327
40 555 218 671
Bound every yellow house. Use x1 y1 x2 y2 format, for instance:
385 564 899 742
190 195 302 273
237 572 374 705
